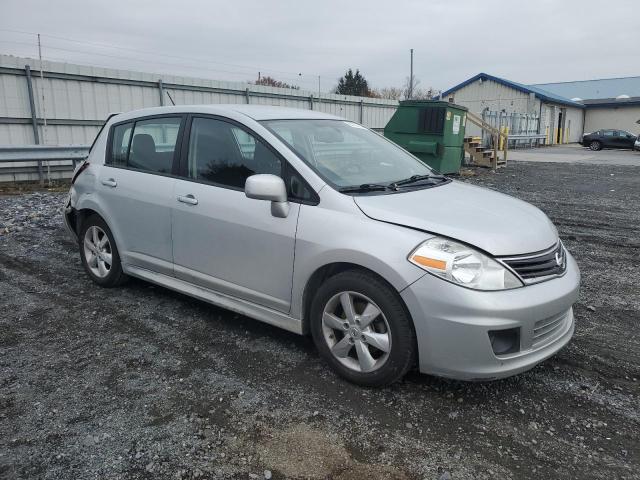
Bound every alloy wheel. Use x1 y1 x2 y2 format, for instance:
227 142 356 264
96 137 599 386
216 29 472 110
321 291 391 373
83 225 112 278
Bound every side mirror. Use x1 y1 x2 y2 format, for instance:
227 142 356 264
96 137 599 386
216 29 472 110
245 174 290 218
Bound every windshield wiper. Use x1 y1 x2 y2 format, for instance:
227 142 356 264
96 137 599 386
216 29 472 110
392 174 447 188
338 183 392 193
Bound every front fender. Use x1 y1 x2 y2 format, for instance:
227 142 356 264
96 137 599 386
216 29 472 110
290 204 428 320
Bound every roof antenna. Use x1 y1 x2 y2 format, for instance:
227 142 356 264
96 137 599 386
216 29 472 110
166 90 176 106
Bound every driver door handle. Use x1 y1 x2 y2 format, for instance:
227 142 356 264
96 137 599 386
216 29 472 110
101 178 117 188
177 194 198 205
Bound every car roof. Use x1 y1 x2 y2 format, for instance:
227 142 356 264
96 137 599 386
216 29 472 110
110 104 344 122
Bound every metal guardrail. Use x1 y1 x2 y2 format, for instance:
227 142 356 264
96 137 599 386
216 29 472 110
0 145 89 183
507 134 548 149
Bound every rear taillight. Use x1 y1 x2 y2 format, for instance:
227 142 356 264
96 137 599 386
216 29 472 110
71 161 90 184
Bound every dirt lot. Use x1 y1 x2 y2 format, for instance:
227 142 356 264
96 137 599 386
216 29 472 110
1 161 639 480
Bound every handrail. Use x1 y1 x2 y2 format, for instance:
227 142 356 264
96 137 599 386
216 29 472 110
466 111 508 140
465 111 508 169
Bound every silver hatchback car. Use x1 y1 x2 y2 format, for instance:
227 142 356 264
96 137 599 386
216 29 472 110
64 105 580 386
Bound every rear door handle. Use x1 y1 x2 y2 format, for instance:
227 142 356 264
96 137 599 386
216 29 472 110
177 194 198 205
101 178 117 188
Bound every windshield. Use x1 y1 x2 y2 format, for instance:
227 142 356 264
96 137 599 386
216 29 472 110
261 119 434 189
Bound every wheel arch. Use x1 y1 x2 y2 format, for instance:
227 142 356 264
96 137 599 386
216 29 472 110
300 262 416 338
70 207 111 236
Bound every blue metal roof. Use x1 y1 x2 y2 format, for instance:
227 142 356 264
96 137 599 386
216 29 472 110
441 73 585 108
531 76 640 101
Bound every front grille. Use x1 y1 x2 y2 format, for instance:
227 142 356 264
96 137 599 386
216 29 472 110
500 242 566 283
533 312 568 346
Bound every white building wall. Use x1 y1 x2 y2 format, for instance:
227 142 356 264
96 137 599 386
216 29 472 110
445 78 588 144
584 106 640 134
539 103 584 144
445 79 541 138
562 106 584 143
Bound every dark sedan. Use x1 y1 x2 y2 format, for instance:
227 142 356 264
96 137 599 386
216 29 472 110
581 129 637 151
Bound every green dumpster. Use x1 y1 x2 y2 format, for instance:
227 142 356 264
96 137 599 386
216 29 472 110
384 100 468 174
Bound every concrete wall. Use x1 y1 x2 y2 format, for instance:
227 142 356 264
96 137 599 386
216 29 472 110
584 106 640 134
0 54 399 146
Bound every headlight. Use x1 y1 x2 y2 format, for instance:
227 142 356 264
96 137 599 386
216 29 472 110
408 237 523 290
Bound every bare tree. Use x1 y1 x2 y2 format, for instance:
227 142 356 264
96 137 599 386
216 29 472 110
255 76 300 90
403 75 420 100
376 87 403 100
402 76 439 100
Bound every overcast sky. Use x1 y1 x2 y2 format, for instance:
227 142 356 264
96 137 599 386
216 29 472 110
1 0 638 93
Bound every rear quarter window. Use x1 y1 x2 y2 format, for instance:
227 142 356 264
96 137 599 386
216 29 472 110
109 123 133 166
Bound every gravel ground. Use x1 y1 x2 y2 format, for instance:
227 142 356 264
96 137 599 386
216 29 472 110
0 161 638 480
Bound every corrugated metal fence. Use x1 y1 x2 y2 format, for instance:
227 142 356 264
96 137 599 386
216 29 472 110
481 110 544 148
0 54 399 182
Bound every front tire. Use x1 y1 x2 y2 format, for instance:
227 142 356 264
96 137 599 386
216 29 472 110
79 214 127 287
589 140 602 151
310 270 416 387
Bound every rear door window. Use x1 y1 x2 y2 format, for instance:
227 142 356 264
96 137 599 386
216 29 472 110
108 117 182 174
128 117 182 174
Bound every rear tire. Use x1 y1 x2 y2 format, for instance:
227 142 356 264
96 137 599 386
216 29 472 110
310 270 416 387
79 214 127 287
589 140 602 151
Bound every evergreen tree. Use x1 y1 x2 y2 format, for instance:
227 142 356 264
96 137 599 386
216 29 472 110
335 69 370 96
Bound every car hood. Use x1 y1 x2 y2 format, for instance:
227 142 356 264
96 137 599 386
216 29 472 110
353 180 558 256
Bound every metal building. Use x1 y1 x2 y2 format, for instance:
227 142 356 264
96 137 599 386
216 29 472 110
441 73 585 146
442 73 640 145
531 77 640 135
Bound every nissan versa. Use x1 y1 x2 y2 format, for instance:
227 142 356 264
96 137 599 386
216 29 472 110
63 105 580 386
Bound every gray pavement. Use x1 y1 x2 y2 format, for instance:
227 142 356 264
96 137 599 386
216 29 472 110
508 144 640 166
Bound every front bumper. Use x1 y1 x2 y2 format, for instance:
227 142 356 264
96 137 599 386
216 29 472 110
401 252 580 380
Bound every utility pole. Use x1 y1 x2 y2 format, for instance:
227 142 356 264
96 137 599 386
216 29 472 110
37 34 47 145
408 48 414 100
318 75 321 104
38 33 50 185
